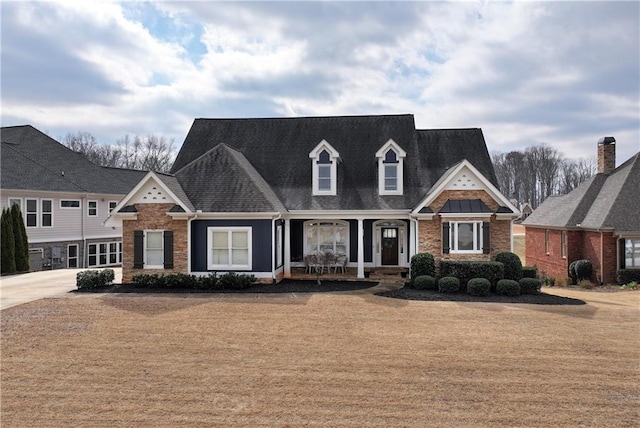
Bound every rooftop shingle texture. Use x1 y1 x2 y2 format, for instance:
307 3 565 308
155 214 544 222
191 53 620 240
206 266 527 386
524 152 640 234
171 115 498 211
174 144 287 212
153 173 196 212
1 125 145 195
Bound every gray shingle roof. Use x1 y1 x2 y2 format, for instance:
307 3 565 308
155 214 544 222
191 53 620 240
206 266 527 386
440 199 492 213
524 152 640 234
153 173 196 212
1 125 145 195
170 115 498 211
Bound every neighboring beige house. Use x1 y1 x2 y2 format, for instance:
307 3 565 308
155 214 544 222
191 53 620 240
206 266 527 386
1 125 145 271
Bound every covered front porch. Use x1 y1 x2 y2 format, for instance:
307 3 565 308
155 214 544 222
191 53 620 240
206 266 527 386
281 212 416 280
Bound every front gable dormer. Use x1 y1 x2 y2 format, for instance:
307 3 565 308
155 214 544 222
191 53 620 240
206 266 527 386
309 140 339 196
375 139 406 195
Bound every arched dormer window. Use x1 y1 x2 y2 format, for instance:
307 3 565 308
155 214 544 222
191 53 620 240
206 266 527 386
376 139 406 195
309 140 339 196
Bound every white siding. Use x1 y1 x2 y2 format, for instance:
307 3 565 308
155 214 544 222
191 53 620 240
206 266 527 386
2 191 125 244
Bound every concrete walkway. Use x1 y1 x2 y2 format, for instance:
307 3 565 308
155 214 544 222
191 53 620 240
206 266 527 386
0 268 122 310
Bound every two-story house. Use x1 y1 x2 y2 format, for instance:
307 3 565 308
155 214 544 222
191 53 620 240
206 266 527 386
1 125 146 271
107 114 519 283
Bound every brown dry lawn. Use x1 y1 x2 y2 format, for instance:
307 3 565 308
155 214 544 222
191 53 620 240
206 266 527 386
2 288 639 427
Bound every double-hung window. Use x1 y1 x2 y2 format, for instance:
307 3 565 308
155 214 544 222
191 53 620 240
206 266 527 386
145 231 165 269
624 239 640 268
41 199 53 227
376 139 406 195
26 199 38 227
443 221 489 254
88 201 98 217
208 227 252 270
309 140 339 196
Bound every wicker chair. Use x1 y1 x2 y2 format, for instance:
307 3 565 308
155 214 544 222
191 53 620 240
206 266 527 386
333 255 348 274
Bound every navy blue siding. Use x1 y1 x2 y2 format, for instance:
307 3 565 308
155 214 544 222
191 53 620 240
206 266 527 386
275 219 284 269
290 219 304 262
191 219 272 272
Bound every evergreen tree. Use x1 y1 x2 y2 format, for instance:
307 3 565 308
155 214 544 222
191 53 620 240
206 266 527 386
1 208 17 274
11 204 30 272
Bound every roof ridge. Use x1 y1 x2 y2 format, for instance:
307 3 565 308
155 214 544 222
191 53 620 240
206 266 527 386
194 113 414 121
566 174 608 226
599 152 640 228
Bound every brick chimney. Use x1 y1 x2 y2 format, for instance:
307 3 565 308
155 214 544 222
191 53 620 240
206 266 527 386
597 136 616 174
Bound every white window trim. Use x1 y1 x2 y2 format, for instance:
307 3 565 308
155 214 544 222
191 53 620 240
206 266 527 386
144 230 165 269
276 224 283 268
309 140 339 196
303 220 350 256
41 199 53 228
25 198 38 228
108 201 118 213
87 200 98 217
8 197 22 211
207 227 252 271
60 199 81 209
376 139 406 196
624 238 640 269
450 221 483 254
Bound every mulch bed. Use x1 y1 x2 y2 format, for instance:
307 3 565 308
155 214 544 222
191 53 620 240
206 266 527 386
375 286 586 305
73 279 376 294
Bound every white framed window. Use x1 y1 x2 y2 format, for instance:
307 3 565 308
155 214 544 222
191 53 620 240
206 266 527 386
545 229 550 255
41 199 53 228
376 139 406 195
8 198 22 211
624 239 640 268
276 224 283 267
87 241 123 267
108 201 118 213
450 221 483 254
67 244 79 268
207 227 252 270
26 199 38 228
561 230 567 258
304 220 349 256
60 200 80 209
88 200 97 217
145 231 164 269
309 140 339 196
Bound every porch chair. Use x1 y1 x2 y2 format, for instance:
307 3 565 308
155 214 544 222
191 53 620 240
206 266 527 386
333 255 348 274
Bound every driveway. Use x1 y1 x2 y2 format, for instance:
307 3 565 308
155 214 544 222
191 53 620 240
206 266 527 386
0 268 122 310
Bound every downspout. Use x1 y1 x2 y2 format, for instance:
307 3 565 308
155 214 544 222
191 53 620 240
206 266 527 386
81 196 87 268
600 231 604 285
272 214 282 283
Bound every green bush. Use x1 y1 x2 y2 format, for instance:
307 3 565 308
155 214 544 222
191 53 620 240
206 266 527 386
574 260 593 282
519 278 542 295
617 269 640 285
77 269 113 290
496 279 520 296
439 261 504 288
163 273 198 289
410 253 435 284
494 252 523 281
1 208 17 274
131 274 160 287
197 273 219 289
219 272 256 289
11 204 29 272
522 266 537 279
467 278 491 296
438 276 460 293
413 275 436 290
568 261 578 284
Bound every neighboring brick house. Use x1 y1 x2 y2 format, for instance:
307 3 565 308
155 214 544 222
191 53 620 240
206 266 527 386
107 115 519 283
523 137 640 284
1 125 146 271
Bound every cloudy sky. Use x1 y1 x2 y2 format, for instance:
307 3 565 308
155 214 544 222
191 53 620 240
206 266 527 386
2 1 639 164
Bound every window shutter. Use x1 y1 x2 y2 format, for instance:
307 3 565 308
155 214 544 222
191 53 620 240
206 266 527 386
442 222 450 254
482 222 491 254
163 230 174 269
133 230 144 269
619 239 626 269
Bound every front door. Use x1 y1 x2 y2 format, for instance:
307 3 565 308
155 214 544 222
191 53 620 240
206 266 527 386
381 228 399 265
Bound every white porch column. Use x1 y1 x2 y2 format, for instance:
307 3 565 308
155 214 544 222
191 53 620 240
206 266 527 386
409 218 417 260
357 218 365 278
284 218 291 278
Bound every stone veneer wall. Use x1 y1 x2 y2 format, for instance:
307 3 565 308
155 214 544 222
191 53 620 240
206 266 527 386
122 203 189 283
417 189 513 275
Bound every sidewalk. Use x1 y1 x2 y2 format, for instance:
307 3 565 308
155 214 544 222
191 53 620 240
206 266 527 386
0 268 122 310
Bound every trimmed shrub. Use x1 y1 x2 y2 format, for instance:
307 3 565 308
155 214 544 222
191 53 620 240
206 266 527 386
131 274 160 287
568 261 578 284
522 266 537 279
197 273 219 290
413 275 436 290
467 278 491 296
219 272 256 289
163 273 198 289
574 260 593 282
519 278 542 295
77 269 113 290
1 208 17 274
410 253 435 284
496 279 520 296
616 269 640 285
439 261 504 288
438 276 460 293
11 204 29 272
494 252 523 281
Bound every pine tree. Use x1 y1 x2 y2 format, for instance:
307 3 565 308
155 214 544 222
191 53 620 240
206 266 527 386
11 204 30 272
1 208 17 274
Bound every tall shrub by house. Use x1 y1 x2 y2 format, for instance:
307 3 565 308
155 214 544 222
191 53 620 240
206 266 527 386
1 208 17 274
11 204 29 272
410 253 435 284
494 252 523 281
